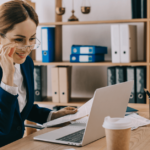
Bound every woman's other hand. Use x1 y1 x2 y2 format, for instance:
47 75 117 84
0 43 17 86
51 107 78 120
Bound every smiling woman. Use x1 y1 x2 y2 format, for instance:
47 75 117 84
0 0 77 148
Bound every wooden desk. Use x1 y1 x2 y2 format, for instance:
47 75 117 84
1 104 150 150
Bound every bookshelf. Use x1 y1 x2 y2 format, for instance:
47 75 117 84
34 0 150 105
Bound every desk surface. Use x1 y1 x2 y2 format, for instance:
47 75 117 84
1 104 150 150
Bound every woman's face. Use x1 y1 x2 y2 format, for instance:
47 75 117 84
0 18 37 64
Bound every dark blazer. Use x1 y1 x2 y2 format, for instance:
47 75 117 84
0 56 52 147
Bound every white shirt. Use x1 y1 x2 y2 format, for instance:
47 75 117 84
0 63 52 122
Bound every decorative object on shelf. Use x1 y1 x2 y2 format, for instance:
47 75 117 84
56 0 65 15
68 0 79 21
81 0 91 14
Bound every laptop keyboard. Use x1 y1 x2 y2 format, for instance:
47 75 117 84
56 129 85 143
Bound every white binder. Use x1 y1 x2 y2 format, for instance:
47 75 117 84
59 67 71 103
120 24 137 63
111 24 120 63
51 67 60 103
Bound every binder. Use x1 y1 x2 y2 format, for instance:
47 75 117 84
111 24 120 63
41 66 47 100
41 27 55 62
34 66 47 101
34 66 41 101
126 67 136 103
120 24 137 63
115 67 126 84
51 67 60 103
71 45 107 54
131 0 139 18
59 67 72 103
140 0 147 18
136 66 146 103
107 67 116 86
70 54 104 63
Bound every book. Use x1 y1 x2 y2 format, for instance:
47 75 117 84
70 54 104 63
71 45 107 54
41 27 55 62
120 24 137 63
126 106 138 113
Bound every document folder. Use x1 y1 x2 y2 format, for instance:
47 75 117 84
41 27 55 62
51 67 60 103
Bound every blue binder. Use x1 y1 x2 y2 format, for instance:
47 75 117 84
70 54 104 63
41 27 55 62
71 45 107 54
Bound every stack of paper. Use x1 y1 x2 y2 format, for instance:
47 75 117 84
42 98 93 128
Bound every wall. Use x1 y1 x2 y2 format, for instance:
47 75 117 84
0 0 144 98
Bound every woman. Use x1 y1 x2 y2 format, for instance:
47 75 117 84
0 0 77 147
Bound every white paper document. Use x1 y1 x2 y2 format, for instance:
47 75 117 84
125 113 150 130
72 113 150 131
42 98 93 128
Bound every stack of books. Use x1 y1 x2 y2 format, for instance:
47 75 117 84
107 66 146 104
70 45 107 63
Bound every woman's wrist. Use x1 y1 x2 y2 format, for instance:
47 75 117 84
51 111 65 120
2 74 14 86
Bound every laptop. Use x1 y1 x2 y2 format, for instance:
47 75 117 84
34 81 134 147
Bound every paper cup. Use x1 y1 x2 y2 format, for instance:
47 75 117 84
102 116 132 150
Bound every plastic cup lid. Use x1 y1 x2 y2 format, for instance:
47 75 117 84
102 116 132 130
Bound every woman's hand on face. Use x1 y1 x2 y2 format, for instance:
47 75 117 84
0 43 17 74
51 107 78 120
0 43 18 86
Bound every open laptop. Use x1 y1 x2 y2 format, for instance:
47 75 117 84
34 81 134 147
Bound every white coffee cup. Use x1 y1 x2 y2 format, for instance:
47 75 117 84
102 116 132 150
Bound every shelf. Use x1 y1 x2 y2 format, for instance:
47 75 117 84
34 98 148 108
33 61 147 66
34 97 90 106
39 19 148 26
